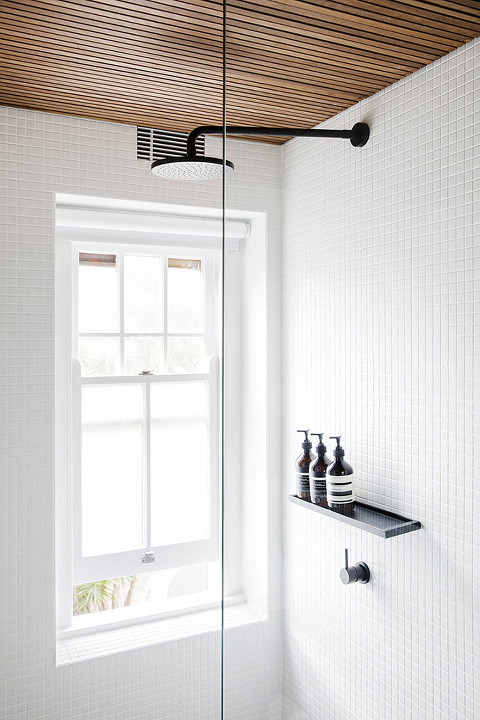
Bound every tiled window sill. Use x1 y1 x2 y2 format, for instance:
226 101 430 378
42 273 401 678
56 601 266 666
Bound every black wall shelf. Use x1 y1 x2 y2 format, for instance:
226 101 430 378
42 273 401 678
288 495 421 538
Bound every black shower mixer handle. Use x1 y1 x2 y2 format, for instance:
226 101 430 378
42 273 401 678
340 549 370 584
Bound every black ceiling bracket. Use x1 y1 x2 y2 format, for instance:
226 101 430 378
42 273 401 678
349 122 370 147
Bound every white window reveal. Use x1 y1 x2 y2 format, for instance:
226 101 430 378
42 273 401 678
55 196 255 650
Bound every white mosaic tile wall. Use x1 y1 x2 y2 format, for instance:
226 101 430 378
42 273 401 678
0 108 282 719
282 37 480 720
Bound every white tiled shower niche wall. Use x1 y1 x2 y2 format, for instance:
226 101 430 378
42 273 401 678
282 37 480 720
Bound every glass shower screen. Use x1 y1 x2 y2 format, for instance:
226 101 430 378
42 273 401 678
221 3 284 719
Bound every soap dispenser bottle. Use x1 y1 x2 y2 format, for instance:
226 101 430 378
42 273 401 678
326 436 355 514
309 433 331 507
295 430 315 501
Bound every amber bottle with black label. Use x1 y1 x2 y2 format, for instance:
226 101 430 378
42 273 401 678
309 433 331 507
326 436 355 515
295 430 314 500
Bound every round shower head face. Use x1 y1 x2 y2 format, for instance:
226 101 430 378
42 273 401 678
151 155 235 181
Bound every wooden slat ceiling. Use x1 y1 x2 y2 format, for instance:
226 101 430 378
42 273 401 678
1 0 479 144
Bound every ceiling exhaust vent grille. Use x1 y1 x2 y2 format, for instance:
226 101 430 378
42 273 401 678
137 127 205 161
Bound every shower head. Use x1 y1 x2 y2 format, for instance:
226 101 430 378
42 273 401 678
151 123 369 181
151 155 235 181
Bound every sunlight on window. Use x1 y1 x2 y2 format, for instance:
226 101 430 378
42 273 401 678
167 337 204 373
167 258 203 333
124 336 164 375
124 255 164 333
79 337 120 376
78 259 118 333
81 384 145 556
150 382 209 546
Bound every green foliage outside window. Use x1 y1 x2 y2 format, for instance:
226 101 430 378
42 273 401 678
73 576 137 615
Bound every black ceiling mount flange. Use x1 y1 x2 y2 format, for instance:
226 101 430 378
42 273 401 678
184 122 370 156
350 122 370 147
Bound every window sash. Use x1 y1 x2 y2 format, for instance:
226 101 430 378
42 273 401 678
70 241 219 585
76 245 213 375
56 232 223 632
72 359 220 584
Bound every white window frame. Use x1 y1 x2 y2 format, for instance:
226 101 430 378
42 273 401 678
56 237 223 633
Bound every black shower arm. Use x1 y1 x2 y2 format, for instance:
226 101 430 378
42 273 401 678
186 122 369 155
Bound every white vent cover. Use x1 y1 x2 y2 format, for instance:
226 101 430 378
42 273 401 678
137 127 205 161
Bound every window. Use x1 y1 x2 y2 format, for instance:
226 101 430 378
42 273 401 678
56 238 222 632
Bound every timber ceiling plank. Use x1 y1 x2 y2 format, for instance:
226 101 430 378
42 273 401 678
0 0 479 142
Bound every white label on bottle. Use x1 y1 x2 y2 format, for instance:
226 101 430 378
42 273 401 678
296 472 310 496
310 475 326 497
326 474 355 504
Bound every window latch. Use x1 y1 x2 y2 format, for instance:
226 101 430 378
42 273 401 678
142 551 155 564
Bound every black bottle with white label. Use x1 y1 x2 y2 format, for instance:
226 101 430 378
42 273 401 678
309 433 331 507
326 436 355 515
295 430 315 501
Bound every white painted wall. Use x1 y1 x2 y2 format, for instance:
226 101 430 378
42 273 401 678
0 109 282 720
282 37 480 720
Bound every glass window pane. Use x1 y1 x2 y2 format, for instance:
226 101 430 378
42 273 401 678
81 385 144 556
124 255 163 333
125 337 164 375
150 383 209 546
78 259 118 333
167 258 203 332
72 563 219 616
78 337 120 376
168 337 204 373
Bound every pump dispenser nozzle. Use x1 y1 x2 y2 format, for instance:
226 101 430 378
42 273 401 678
311 433 327 453
329 436 345 459
297 430 312 449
